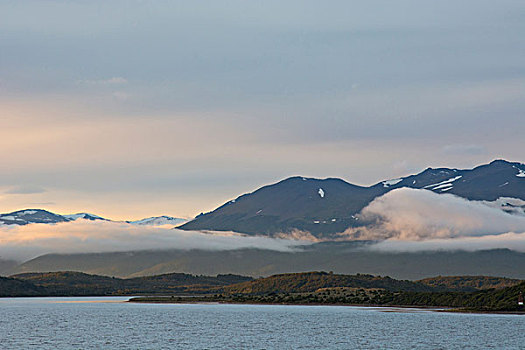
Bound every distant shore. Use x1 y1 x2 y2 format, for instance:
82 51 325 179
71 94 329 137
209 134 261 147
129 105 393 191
127 296 525 315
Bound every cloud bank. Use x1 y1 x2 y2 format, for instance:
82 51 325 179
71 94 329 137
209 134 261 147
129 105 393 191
370 232 525 253
2 188 525 260
342 188 525 251
0 220 308 261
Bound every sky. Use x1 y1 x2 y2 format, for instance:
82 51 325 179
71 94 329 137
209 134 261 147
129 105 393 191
1 0 524 220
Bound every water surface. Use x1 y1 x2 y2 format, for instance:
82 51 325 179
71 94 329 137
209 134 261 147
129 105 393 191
1 297 523 349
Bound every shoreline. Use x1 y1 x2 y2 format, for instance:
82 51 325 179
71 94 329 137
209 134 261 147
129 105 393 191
126 297 525 315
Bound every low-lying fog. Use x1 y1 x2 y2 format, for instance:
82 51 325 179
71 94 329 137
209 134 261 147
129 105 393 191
1 188 524 261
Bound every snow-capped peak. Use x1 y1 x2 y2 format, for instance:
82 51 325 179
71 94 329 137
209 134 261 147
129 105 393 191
63 213 107 221
127 216 187 227
0 209 68 226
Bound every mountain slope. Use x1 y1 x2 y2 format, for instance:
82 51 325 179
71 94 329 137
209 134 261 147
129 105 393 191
10 244 525 280
179 160 525 237
0 209 69 226
63 213 108 221
180 177 386 238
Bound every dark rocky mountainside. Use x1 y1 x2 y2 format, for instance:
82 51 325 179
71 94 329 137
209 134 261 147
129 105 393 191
179 159 525 237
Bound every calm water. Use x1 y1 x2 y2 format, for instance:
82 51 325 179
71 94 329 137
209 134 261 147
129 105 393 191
0 297 524 349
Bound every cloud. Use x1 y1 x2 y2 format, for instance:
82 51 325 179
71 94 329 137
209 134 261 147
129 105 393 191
341 188 525 241
369 232 525 253
77 77 128 85
441 144 487 156
0 220 310 261
4 185 46 194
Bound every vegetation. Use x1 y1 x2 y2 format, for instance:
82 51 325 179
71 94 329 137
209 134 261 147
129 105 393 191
4 270 525 312
131 282 525 313
0 276 46 297
8 271 252 296
390 281 525 312
130 272 525 313
417 276 522 292
223 271 435 294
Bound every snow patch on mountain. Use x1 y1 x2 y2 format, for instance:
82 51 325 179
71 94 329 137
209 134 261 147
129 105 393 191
20 210 38 215
424 175 462 192
382 178 403 188
0 209 68 226
64 213 107 221
127 216 186 227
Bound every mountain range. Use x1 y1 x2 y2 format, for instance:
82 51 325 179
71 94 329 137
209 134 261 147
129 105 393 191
0 210 186 227
1 159 525 279
179 159 525 238
8 243 525 280
2 159 523 239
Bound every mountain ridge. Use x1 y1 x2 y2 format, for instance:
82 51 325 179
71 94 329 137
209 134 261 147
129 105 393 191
1 159 523 238
0 210 186 227
179 159 525 237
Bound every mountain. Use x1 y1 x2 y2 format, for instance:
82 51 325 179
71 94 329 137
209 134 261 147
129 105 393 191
127 216 187 226
179 159 525 237
0 209 69 226
181 177 384 238
0 209 109 226
63 213 108 221
0 210 186 227
0 258 18 275
9 243 525 280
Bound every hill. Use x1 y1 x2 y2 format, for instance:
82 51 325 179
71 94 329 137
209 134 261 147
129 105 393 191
0 276 46 297
223 271 435 294
390 281 525 312
179 160 525 237
10 244 525 280
11 271 252 296
417 276 522 292
129 272 525 312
